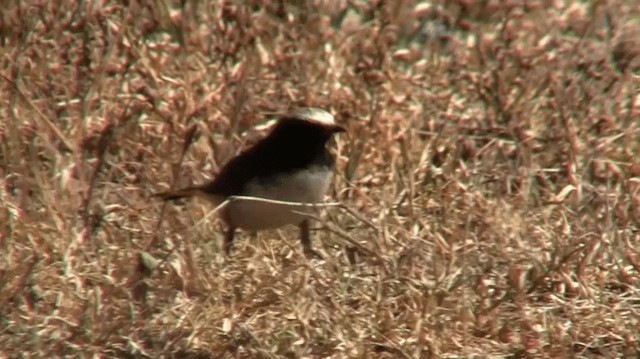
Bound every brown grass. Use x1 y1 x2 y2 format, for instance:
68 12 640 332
1 0 639 357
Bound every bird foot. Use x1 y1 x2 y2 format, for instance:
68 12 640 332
304 248 324 260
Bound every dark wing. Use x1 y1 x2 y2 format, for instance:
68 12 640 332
154 136 282 201
161 118 336 199
153 143 270 201
201 132 331 197
199 143 268 197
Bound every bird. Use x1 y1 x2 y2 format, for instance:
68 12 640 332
154 107 345 259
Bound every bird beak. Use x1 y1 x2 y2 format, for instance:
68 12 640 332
330 125 348 141
332 125 347 133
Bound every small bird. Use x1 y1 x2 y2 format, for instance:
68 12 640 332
155 107 345 258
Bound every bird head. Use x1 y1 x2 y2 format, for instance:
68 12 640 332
274 107 346 142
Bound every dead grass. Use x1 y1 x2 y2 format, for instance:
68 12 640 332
1 0 639 358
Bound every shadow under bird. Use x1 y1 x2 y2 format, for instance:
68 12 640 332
154 107 345 258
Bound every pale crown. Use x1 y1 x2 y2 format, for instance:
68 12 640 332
288 107 336 126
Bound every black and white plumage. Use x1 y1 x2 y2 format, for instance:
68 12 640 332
155 107 345 258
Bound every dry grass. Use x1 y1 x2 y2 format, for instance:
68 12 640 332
1 0 640 358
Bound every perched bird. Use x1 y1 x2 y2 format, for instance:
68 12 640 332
155 107 345 258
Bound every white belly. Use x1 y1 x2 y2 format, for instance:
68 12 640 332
222 166 333 230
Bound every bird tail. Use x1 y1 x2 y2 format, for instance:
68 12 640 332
153 186 205 201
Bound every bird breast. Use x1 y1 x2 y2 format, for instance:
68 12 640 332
221 165 334 230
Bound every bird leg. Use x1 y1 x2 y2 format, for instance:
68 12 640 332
224 227 236 254
299 219 323 259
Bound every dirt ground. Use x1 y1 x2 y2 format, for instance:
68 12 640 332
1 1 639 358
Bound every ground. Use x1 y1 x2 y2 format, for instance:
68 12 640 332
1 1 639 358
